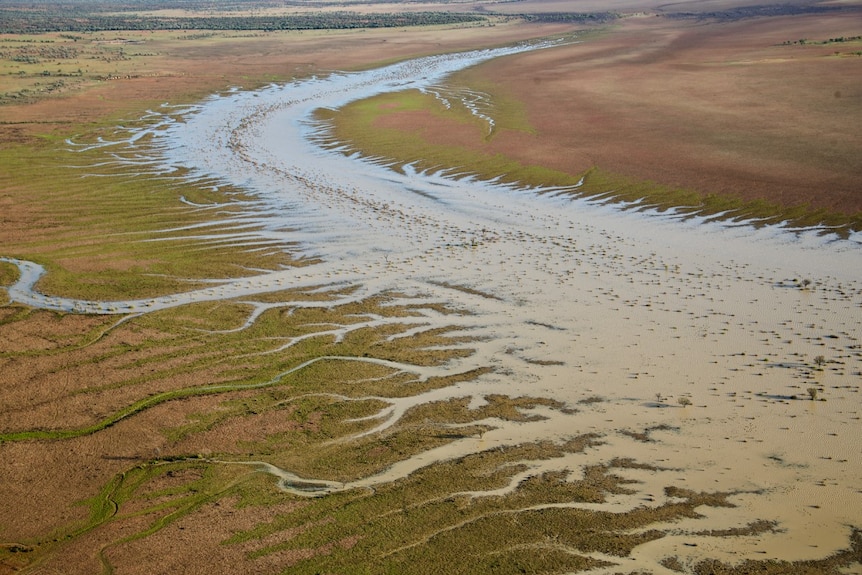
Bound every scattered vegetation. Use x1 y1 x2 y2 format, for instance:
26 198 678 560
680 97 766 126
781 35 862 46
621 424 679 443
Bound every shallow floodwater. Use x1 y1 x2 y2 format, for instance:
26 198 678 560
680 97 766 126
8 42 862 570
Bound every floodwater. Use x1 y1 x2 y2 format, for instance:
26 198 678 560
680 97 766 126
6 41 862 570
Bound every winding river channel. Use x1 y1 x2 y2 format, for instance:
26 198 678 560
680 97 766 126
5 40 862 569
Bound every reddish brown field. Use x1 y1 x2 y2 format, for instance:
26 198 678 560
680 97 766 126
503 14 861 212
385 13 862 213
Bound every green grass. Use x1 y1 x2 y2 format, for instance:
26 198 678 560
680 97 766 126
317 88 567 189
0 134 296 301
0 259 20 286
0 294 478 442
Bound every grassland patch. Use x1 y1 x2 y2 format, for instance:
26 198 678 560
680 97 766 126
321 77 862 236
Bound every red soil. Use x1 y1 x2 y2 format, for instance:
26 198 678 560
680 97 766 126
471 15 862 212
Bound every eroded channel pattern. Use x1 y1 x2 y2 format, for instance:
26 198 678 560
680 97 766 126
4 40 862 572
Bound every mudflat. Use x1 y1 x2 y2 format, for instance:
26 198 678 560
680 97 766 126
1 4 861 575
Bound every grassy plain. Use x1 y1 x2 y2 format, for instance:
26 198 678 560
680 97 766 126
1 5 861 575
325 14 862 233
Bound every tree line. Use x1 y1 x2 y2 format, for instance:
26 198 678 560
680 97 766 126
0 11 485 34
0 0 624 35
663 3 854 22
519 12 618 24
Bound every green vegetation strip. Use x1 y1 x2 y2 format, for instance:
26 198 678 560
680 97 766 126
84 433 861 575
0 309 476 443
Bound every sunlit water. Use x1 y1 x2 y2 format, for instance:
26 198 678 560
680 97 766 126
5 40 862 570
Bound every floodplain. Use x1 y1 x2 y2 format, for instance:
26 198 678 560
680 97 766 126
1 1 861 574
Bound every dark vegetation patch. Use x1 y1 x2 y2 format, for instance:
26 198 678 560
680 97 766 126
692 529 862 574
0 4 483 34
519 12 619 24
621 424 680 443
662 3 860 22
693 519 779 537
